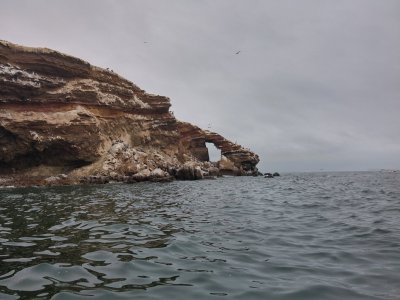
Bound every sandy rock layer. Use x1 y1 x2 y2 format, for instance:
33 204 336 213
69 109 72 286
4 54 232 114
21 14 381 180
0 40 260 186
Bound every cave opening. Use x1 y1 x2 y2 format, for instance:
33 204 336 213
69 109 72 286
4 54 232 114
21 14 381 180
206 142 221 162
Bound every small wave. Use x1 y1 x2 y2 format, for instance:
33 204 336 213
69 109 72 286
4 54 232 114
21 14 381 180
0 173 399 299
274 284 384 300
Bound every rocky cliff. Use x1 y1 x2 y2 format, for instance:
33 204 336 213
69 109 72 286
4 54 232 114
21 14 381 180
0 40 259 186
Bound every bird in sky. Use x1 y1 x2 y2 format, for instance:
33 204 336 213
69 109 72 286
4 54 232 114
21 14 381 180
235 51 241 55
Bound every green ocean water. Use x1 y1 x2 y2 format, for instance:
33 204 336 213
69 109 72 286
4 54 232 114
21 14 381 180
0 172 399 299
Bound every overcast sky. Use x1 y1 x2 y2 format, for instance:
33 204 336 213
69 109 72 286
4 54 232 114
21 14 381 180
1 0 399 172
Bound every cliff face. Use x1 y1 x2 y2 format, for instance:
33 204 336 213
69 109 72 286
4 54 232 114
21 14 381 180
0 40 259 186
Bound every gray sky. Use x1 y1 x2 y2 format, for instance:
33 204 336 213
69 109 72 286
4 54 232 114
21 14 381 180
1 0 399 172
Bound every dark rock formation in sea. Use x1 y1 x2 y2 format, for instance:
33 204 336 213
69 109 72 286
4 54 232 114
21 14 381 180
0 40 260 186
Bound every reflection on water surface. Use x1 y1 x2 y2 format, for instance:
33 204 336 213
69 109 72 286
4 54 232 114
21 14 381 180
1 173 400 299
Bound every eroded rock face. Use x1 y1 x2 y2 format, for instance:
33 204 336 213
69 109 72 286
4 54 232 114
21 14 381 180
0 40 259 186
177 122 260 174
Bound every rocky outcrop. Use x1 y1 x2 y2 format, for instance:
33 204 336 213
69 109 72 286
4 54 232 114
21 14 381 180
177 122 259 175
0 40 259 186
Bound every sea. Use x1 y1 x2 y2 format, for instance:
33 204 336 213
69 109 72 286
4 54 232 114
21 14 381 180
0 171 399 300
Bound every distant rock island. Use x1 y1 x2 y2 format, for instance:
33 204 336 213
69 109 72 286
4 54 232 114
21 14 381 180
0 40 259 186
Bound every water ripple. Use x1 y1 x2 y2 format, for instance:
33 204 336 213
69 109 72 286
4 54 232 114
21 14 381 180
0 172 400 299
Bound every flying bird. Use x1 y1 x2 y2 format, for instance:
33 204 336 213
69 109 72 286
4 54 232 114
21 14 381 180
235 51 241 55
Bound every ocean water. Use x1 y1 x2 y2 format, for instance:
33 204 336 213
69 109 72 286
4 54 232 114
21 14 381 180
0 172 399 300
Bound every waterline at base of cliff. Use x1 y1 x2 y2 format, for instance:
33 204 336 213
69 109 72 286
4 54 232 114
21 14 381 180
0 40 259 187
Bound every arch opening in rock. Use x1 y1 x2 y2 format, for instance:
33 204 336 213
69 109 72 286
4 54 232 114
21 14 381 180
206 142 221 162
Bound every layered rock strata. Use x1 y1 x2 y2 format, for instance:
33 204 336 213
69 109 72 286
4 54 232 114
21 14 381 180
0 40 259 186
